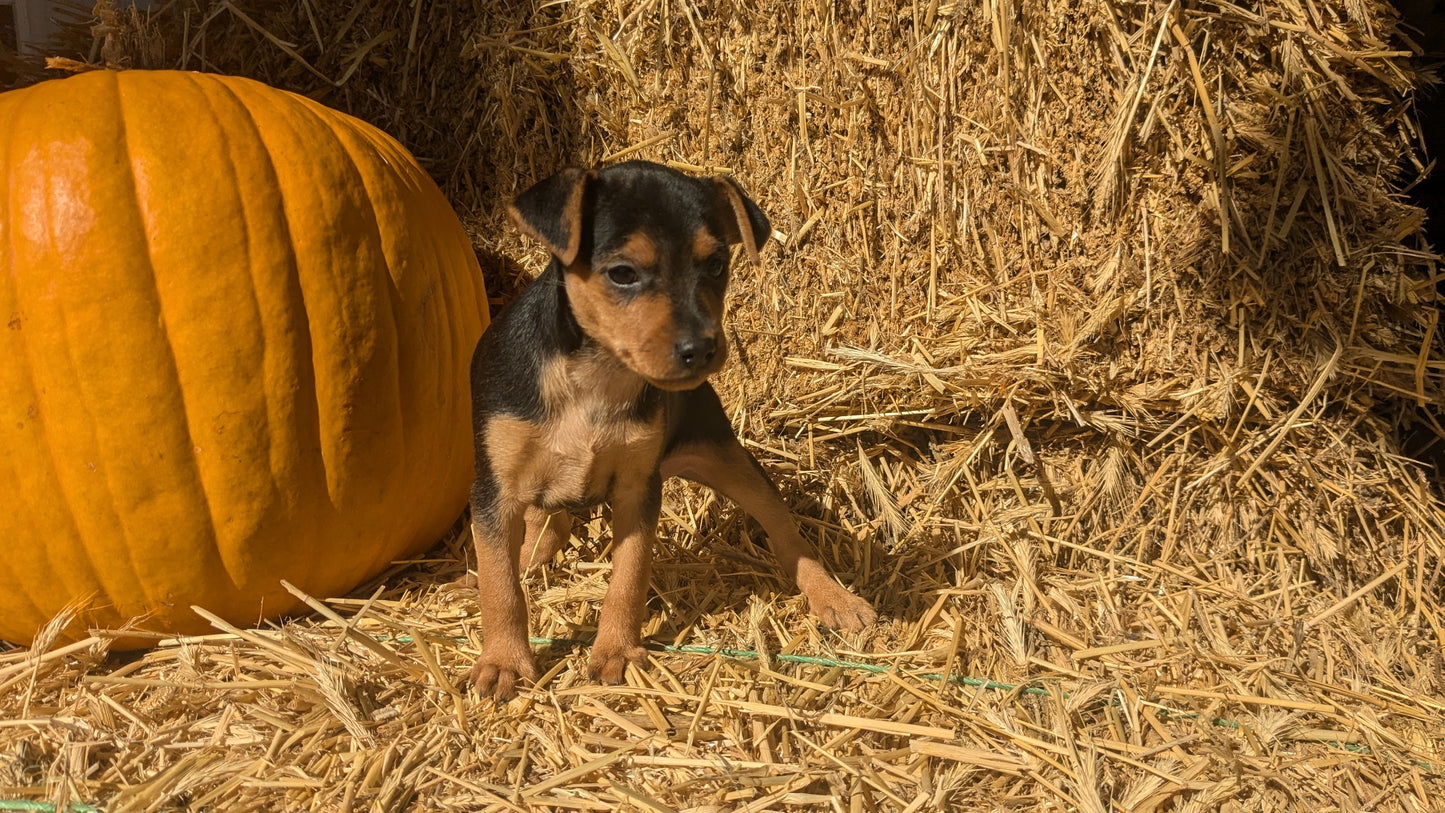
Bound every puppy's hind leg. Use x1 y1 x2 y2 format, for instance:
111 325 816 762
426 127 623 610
661 386 876 631
520 507 571 574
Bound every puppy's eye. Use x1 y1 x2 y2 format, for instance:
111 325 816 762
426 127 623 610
704 257 728 279
604 265 640 287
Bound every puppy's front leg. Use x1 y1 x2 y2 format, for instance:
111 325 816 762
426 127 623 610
662 386 876 631
469 498 536 699
589 474 661 683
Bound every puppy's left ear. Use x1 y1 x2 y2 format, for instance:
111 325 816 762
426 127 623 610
509 168 596 266
713 175 771 265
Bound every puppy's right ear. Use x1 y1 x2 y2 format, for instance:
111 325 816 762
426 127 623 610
508 168 595 266
713 175 771 266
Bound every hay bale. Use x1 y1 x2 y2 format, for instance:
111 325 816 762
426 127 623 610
3 0 1443 809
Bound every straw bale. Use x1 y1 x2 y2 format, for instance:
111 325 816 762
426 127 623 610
4 0 1445 809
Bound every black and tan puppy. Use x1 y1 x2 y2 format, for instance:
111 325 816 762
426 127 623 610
467 161 875 699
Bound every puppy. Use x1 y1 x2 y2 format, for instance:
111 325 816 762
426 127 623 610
467 160 875 698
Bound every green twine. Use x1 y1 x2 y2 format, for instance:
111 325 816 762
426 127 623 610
2 633 1426 812
521 636 1415 764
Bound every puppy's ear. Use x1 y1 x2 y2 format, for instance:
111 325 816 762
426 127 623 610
509 168 595 266
713 175 771 265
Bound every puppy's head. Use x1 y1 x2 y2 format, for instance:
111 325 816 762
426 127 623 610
509 161 770 391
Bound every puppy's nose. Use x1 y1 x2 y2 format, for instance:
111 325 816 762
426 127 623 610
675 335 717 369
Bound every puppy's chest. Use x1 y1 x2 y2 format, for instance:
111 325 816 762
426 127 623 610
486 369 664 509
537 399 662 504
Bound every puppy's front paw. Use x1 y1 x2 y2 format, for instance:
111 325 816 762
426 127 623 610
588 638 649 684
810 586 877 631
469 643 538 700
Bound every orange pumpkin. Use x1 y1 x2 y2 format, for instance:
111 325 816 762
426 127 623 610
0 70 489 646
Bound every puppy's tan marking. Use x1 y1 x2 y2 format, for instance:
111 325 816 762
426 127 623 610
485 352 665 510
616 232 658 269
612 292 681 381
564 273 688 386
692 229 722 262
